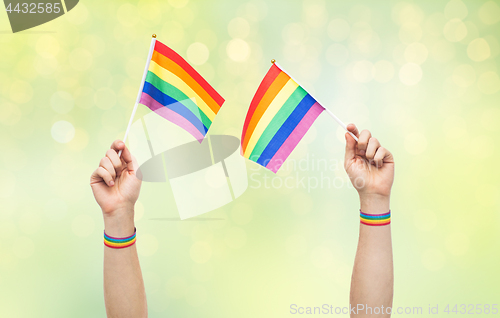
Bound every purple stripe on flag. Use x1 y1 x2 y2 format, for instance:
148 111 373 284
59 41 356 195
265 102 324 173
140 92 205 142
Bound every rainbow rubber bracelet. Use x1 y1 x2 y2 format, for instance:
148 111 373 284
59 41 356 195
104 228 136 249
360 210 391 226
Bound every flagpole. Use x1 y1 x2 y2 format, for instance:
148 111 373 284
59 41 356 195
272 60 358 142
118 34 158 157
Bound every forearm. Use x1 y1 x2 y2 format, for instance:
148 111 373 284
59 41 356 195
103 210 147 318
350 195 393 317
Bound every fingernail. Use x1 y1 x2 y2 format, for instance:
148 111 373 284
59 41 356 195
359 150 365 156
109 181 114 186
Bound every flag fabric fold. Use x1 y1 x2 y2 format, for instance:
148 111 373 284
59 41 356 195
139 39 224 141
241 63 324 173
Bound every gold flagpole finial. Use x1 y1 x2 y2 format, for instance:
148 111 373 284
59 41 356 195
271 59 276 64
152 34 157 38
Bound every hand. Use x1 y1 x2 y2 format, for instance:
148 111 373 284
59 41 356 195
344 124 394 202
90 140 142 223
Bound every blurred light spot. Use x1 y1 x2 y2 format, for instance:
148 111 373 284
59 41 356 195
134 201 145 222
34 55 58 76
311 246 333 269
94 87 116 109
12 237 34 259
166 276 187 299
9 80 33 104
35 35 59 58
392 3 424 25
125 57 144 80
404 132 427 155
424 13 446 37
404 43 428 64
117 4 139 26
373 60 394 83
478 1 500 25
195 29 218 50
299 59 321 81
71 214 94 237
286 235 307 257
51 121 75 143
19 212 41 235
444 0 468 20
284 44 306 63
352 60 374 83
469 135 494 159
467 38 491 62
68 128 89 152
81 35 105 57
0 170 16 198
445 232 470 256
224 227 246 249
399 23 422 44
185 285 207 307
168 0 188 8
228 17 250 39
452 64 475 87
282 23 307 45
138 234 159 256
443 18 467 42
230 203 253 225
291 192 313 215
480 108 500 131
44 198 67 221
475 184 499 207
460 21 479 45
67 2 88 24
191 225 213 242
430 40 455 62
303 0 327 27
421 248 445 271
477 71 500 94
327 19 350 42
0 100 22 126
413 209 437 231
190 241 212 263
226 38 250 62
69 48 93 71
187 42 209 65
192 263 213 282
399 63 422 86
349 4 371 23
50 91 74 114
161 21 184 44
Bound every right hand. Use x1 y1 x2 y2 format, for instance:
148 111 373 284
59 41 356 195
90 140 142 217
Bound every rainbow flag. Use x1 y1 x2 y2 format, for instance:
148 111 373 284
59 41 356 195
241 63 324 173
139 40 224 141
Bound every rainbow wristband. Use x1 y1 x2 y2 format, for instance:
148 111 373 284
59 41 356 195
360 210 391 226
104 228 136 249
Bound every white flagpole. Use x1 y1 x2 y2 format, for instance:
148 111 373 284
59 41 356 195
273 61 358 142
118 34 158 157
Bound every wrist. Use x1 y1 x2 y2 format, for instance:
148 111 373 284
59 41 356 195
103 207 135 237
359 193 390 215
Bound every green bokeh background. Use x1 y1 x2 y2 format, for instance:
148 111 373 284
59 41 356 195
1 0 499 317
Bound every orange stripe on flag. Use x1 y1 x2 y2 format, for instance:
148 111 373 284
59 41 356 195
151 51 221 115
242 71 290 152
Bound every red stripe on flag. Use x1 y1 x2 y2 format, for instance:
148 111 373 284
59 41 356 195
153 40 225 107
241 64 281 147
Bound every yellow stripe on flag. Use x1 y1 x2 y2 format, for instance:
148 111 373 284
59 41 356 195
243 79 299 157
148 60 216 121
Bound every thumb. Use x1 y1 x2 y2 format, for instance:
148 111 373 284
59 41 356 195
345 132 357 162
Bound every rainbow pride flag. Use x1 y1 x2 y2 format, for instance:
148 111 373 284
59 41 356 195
139 40 224 141
241 63 324 173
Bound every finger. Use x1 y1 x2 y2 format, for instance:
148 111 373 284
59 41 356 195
365 137 381 160
357 130 372 156
99 157 116 179
92 167 115 187
373 147 394 168
345 132 357 161
106 149 123 172
346 123 360 138
110 140 134 170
